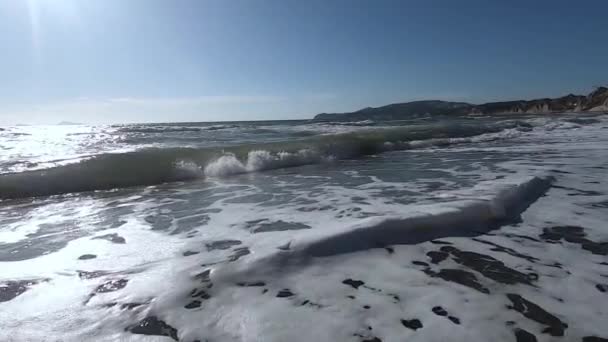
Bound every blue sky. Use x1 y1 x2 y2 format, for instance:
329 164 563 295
0 0 607 124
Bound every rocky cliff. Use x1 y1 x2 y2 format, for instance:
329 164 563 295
313 87 608 121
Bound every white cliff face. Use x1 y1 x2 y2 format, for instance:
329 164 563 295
317 87 608 121
586 88 608 112
588 103 608 112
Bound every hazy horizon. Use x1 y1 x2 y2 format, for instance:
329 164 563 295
1 0 607 125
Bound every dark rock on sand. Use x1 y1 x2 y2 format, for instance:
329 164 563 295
506 293 567 336
206 240 242 251
401 319 423 331
514 328 538 342
596 284 607 293
92 233 126 244
78 254 97 260
276 289 294 298
343 279 365 289
440 246 536 285
129 316 179 341
423 268 490 294
182 250 200 256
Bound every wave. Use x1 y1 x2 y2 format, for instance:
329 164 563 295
321 120 376 127
117 124 238 134
118 126 204 133
0 121 532 199
202 124 239 131
302 175 553 257
210 175 554 282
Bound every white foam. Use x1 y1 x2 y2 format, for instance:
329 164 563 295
203 149 324 177
2 115 608 341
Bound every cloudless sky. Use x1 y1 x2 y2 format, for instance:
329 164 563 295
1 0 607 124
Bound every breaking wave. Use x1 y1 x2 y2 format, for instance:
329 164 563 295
210 175 554 281
301 175 554 257
0 121 534 199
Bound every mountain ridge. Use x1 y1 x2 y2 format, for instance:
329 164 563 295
313 87 608 121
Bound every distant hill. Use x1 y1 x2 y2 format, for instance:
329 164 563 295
313 87 608 121
57 121 83 125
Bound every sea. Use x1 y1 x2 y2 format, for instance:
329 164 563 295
0 114 607 341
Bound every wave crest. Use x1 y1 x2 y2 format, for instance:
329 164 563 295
0 121 541 199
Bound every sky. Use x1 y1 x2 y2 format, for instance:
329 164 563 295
0 0 607 124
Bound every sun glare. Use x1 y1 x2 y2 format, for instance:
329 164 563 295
25 0 80 56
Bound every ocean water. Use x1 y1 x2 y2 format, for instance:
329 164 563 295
1 115 607 341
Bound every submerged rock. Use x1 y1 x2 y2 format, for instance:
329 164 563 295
96 279 128 293
184 300 202 309
583 337 608 342
78 254 97 260
514 328 537 342
424 268 490 294
440 246 536 285
426 251 449 264
276 289 294 298
128 316 179 341
77 270 110 279
540 226 608 256
92 233 126 244
228 247 250 262
342 279 365 289
236 281 266 287
252 220 311 233
401 319 423 330
432 306 448 316
0 280 42 302
506 293 568 336
206 239 242 251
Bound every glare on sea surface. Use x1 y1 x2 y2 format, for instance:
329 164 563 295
0 125 118 173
